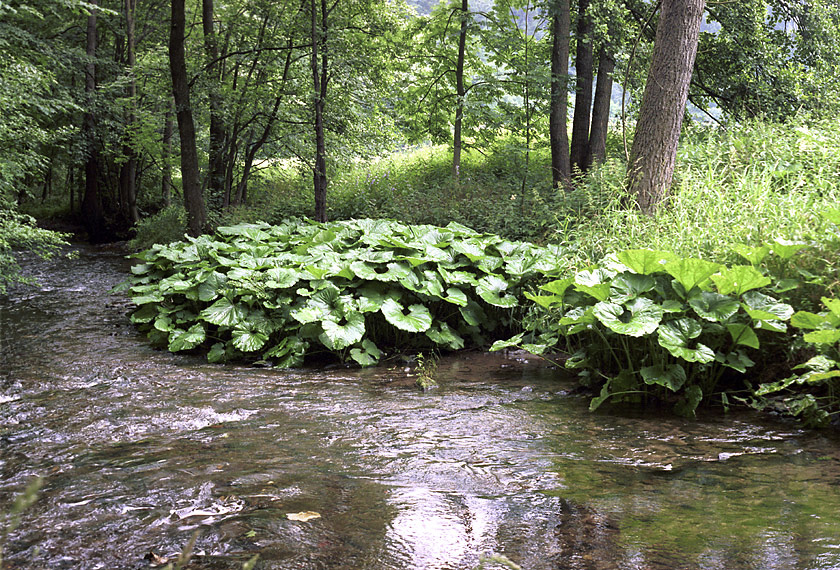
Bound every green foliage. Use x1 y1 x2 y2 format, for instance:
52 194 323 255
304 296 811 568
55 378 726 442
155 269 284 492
754 296 840 427
256 142 559 242
124 218 566 366
128 206 188 252
414 351 440 390
0 207 69 294
497 248 798 417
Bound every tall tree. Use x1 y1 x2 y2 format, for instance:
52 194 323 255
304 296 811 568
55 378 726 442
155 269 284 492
310 0 328 222
452 0 469 178
203 0 227 205
81 0 106 241
170 0 207 235
586 48 614 168
569 0 594 175
549 0 571 188
628 0 705 214
118 0 139 226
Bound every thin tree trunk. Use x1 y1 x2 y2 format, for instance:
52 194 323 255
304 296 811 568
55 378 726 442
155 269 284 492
162 105 174 208
203 0 227 205
549 0 571 188
453 0 469 180
569 0 594 175
311 0 328 222
119 0 139 226
81 0 106 242
587 49 615 168
628 0 705 214
170 0 207 236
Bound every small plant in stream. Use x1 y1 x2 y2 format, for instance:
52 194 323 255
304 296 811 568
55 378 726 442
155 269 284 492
414 351 439 391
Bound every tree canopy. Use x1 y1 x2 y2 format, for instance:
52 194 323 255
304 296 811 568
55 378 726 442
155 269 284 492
0 0 838 264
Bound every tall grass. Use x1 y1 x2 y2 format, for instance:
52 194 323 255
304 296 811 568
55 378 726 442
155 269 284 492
550 119 840 270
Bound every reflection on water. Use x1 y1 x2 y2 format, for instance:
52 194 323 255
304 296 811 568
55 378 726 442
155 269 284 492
2 244 840 569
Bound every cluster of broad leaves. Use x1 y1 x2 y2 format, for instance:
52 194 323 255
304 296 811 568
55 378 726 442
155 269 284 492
124 218 565 367
756 296 840 426
494 244 809 417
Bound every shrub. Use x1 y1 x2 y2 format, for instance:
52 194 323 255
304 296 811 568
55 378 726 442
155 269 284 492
122 218 567 367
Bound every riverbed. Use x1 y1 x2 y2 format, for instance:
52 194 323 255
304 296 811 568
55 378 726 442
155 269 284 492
2 243 840 570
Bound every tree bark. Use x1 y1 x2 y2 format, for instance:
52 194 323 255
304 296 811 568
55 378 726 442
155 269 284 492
170 0 207 236
569 0 594 175
311 0 328 222
162 105 174 208
628 0 705 214
203 0 227 205
587 48 615 168
549 0 571 188
119 0 139 227
452 0 468 179
81 0 106 242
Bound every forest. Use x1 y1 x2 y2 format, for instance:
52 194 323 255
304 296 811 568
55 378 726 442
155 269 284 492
3 0 840 425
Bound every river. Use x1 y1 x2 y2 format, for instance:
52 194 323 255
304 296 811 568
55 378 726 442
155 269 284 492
2 243 840 570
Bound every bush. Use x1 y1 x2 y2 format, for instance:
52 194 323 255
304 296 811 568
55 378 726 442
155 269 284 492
123 218 567 367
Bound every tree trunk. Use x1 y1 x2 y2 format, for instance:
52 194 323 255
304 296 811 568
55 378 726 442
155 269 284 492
569 0 594 175
587 48 615 168
162 105 174 208
452 0 468 179
81 0 106 242
170 0 207 236
549 0 571 188
628 0 705 214
203 0 227 205
119 0 139 227
311 0 328 222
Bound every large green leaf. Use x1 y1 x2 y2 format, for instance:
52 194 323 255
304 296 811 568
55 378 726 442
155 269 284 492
641 364 687 392
349 339 383 366
657 318 715 363
232 328 269 352
200 297 247 326
791 310 828 330
710 265 770 296
198 271 228 302
730 244 771 266
490 332 525 352
541 278 574 297
664 258 722 293
265 267 300 289
320 312 366 350
803 329 840 345
524 291 563 309
459 300 490 328
770 238 809 260
688 291 739 322
476 275 517 308
168 324 205 352
741 291 794 321
609 273 655 302
616 249 676 275
727 323 760 349
381 299 433 332
426 322 465 350
593 297 663 337
574 267 615 301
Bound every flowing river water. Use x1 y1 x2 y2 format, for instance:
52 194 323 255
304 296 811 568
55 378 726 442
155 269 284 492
2 243 840 570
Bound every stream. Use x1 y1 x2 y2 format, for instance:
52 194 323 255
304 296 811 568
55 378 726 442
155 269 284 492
2 243 840 570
